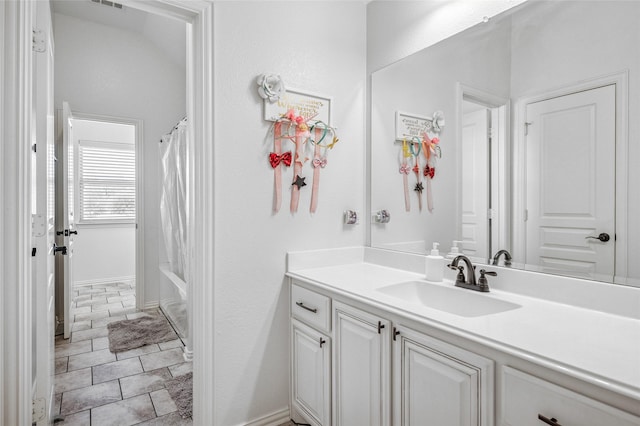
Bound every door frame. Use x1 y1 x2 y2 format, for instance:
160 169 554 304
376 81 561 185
512 71 628 282
0 0 215 423
66 111 145 310
456 83 511 260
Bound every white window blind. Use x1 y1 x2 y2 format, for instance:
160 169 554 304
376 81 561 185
78 140 135 223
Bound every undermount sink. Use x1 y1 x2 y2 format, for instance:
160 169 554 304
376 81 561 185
376 280 521 317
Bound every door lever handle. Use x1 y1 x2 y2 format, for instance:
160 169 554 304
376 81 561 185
585 233 610 242
53 243 67 255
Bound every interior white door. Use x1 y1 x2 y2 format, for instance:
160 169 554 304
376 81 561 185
61 101 76 339
33 2 56 422
461 107 490 259
525 85 615 281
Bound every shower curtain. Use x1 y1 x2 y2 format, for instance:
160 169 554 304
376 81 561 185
160 118 188 281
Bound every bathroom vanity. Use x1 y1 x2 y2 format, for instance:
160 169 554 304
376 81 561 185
286 247 640 426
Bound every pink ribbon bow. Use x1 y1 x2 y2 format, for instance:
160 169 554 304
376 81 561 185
399 164 411 174
312 157 328 168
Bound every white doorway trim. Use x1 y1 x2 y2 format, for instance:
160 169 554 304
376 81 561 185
1 0 215 423
512 71 628 283
69 112 145 310
1 1 35 424
456 83 511 260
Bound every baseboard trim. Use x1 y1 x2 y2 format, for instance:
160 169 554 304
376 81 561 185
144 301 159 310
74 275 135 288
243 407 290 426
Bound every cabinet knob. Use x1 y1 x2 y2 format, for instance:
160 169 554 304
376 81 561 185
377 321 385 334
393 327 400 341
538 414 562 426
319 337 326 348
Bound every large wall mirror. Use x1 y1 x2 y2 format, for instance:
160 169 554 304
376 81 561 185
370 0 640 287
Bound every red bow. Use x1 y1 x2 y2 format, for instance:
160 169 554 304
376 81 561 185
424 166 435 178
269 151 292 168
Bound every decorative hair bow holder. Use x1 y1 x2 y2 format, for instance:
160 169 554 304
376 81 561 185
259 75 338 214
395 110 444 213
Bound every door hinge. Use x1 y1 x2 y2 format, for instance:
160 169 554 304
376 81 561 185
524 209 528 222
32 214 46 237
32 143 37 153
487 209 494 220
32 397 46 422
32 247 37 257
32 29 46 53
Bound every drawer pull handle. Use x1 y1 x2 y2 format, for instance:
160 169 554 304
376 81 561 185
378 321 385 334
296 301 317 313
393 327 400 341
538 414 562 426
319 337 326 348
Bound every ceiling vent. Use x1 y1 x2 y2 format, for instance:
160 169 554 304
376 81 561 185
90 0 123 9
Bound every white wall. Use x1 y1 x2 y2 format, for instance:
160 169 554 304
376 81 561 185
370 17 511 253
53 12 186 305
71 119 135 284
507 1 640 281
366 0 527 73
213 2 366 424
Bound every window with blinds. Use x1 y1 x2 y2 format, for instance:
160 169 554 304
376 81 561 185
78 140 135 223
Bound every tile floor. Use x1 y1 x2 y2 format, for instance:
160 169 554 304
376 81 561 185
53 281 193 426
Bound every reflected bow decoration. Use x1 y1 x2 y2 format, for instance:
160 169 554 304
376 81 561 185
424 165 435 179
312 156 328 168
269 151 292 168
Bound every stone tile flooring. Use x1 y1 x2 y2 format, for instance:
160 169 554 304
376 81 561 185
54 281 193 425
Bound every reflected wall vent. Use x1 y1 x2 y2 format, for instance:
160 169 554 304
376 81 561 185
90 0 123 9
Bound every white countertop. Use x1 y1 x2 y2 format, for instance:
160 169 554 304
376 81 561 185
287 259 640 401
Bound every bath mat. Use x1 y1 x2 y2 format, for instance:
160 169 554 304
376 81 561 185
107 316 178 353
166 372 193 419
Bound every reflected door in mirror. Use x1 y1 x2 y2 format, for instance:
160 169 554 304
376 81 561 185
462 106 490 260
524 85 615 281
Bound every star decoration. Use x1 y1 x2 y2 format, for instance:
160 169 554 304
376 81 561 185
292 175 307 189
414 182 424 193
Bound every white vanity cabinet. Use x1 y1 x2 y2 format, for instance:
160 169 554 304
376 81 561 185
290 283 332 426
393 326 494 426
290 280 495 426
291 319 331 426
333 301 391 426
501 367 640 426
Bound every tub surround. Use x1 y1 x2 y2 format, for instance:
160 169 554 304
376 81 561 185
286 247 640 414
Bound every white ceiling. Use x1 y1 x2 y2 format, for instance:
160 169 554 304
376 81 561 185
51 0 186 69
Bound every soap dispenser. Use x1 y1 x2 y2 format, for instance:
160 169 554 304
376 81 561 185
425 242 444 282
446 240 462 259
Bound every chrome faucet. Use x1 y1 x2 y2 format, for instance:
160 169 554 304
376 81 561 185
492 249 512 266
447 255 494 292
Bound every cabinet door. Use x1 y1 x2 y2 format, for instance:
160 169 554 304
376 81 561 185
291 319 331 426
333 302 391 426
393 326 494 426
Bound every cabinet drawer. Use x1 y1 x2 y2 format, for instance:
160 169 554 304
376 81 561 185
501 366 639 426
291 283 331 333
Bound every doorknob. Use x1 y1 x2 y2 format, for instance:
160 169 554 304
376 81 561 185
585 233 610 242
53 243 67 255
